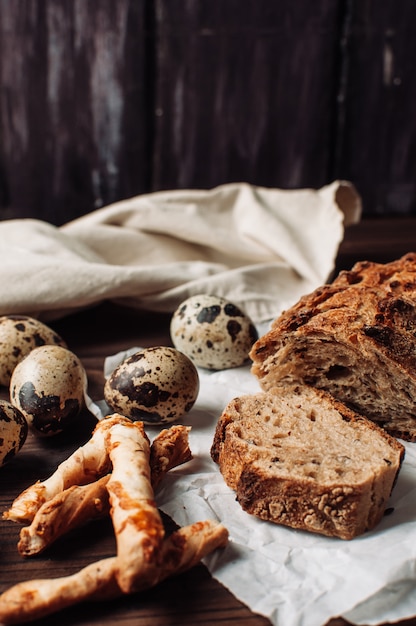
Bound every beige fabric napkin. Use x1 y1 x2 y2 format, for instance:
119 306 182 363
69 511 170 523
0 181 361 322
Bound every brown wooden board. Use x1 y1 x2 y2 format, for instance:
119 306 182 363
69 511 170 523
333 0 416 215
151 0 342 192
1 1 416 223
0 0 149 224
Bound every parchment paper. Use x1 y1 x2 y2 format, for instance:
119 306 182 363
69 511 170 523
86 342 416 626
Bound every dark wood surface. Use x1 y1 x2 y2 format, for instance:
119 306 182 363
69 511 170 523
1 0 416 224
0 217 415 625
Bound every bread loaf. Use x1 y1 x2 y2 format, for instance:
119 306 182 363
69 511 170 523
250 253 416 442
211 385 404 540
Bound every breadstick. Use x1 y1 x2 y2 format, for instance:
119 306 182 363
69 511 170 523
118 519 229 593
0 557 119 625
105 418 165 593
18 424 192 556
156 519 229 580
0 520 228 625
150 425 192 489
17 475 110 557
3 416 120 523
0 416 228 624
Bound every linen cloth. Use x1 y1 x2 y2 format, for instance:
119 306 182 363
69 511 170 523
0 180 361 322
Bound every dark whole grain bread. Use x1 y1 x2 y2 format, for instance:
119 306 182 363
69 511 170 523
250 252 416 442
210 385 405 540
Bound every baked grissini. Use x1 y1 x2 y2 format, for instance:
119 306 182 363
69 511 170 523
105 417 165 593
17 424 192 557
18 475 110 557
0 520 228 625
0 557 120 625
0 415 228 625
3 415 117 523
4 416 192 526
150 424 192 489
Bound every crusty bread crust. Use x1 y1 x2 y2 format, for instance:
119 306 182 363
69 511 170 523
211 385 404 540
250 252 416 441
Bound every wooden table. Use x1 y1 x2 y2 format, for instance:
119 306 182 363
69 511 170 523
0 218 415 626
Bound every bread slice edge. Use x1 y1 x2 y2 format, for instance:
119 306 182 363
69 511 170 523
211 385 405 540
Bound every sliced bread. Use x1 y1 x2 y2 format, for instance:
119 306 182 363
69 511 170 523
250 253 416 442
211 384 405 540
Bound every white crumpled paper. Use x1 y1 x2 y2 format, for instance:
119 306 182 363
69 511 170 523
86 344 416 626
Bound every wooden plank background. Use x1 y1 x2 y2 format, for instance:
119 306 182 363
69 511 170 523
0 0 415 225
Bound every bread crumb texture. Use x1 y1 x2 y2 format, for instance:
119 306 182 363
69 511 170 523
211 385 404 540
250 253 416 442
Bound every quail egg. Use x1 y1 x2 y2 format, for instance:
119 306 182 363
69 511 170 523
10 345 87 437
0 315 67 386
170 294 259 370
0 400 28 466
104 346 199 425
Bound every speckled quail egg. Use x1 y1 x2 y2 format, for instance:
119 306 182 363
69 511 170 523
170 294 259 370
0 315 67 387
0 400 28 466
10 345 87 437
104 346 199 425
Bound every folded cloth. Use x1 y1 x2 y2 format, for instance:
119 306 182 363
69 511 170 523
0 181 361 322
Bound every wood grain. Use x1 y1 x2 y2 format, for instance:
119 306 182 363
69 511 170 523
1 1 416 223
151 0 341 191
333 0 416 215
0 0 148 224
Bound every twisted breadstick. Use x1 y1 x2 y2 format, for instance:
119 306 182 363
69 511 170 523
105 418 165 593
0 416 228 624
3 416 117 523
18 424 192 556
0 520 228 625
0 556 119 625
150 424 192 489
17 476 110 557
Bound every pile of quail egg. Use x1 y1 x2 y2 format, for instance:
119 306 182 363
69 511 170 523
0 294 258 467
105 294 258 424
0 314 86 466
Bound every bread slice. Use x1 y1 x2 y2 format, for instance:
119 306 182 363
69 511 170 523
250 253 416 442
211 385 404 540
